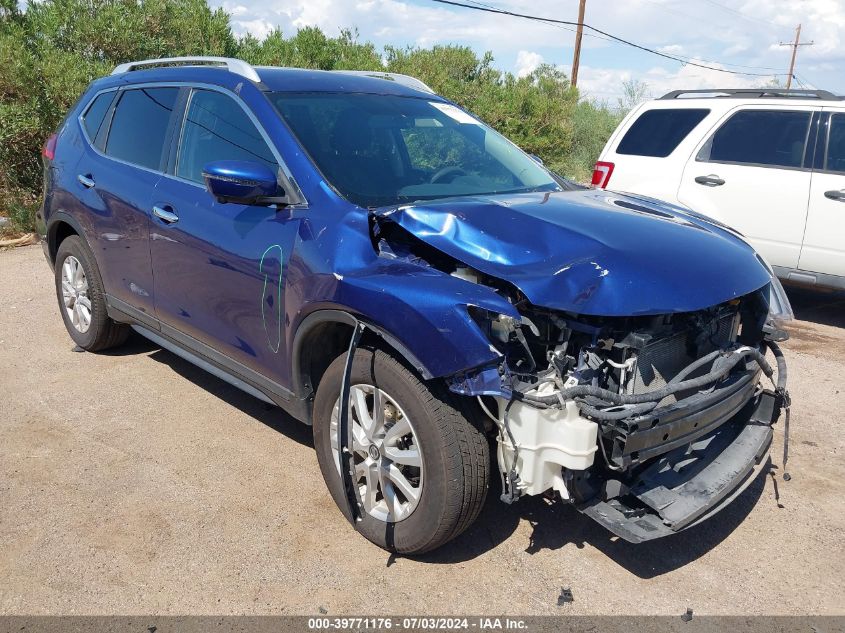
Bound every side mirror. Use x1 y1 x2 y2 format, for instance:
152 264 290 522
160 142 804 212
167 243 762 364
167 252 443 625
529 154 544 165
202 160 285 206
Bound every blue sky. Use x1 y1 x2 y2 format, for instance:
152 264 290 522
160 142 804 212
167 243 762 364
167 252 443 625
216 0 844 102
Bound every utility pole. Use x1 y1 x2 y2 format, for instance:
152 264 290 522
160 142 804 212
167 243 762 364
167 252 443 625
570 0 586 88
779 24 813 89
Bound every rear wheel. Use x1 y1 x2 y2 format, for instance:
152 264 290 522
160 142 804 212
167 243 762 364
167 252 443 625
313 348 489 554
54 236 129 351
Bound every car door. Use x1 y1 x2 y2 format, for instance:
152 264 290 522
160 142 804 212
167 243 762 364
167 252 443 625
149 86 302 388
798 109 845 279
71 86 181 317
677 106 816 269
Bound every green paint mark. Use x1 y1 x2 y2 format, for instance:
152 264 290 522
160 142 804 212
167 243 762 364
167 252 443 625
259 244 283 353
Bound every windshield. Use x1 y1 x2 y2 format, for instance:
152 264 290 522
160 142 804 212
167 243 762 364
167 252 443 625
268 92 560 208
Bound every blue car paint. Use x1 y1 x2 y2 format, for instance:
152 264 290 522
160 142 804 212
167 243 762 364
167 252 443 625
374 190 773 316
203 160 280 203
148 176 304 386
51 104 162 317
42 65 772 418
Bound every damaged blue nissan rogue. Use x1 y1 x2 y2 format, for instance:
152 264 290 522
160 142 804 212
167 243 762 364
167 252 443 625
38 57 793 554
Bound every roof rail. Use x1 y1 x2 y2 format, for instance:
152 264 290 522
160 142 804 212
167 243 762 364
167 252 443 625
660 88 843 101
111 57 261 83
335 70 435 94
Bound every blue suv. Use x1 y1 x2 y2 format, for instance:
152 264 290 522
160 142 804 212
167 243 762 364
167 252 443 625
39 57 793 554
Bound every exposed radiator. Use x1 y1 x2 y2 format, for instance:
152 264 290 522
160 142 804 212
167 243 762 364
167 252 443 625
628 314 738 404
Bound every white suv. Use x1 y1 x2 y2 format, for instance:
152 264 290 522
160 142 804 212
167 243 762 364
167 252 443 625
593 88 845 289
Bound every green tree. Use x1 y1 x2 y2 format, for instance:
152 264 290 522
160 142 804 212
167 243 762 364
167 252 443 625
0 0 238 232
0 2 622 233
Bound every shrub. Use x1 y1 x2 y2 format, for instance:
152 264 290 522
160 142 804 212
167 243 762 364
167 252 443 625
0 0 623 231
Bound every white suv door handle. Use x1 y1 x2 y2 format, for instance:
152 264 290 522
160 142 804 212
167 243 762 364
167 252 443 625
823 189 845 202
152 205 179 223
694 174 725 187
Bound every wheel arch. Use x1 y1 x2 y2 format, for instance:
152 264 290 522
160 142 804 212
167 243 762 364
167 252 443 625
46 212 86 264
291 309 434 405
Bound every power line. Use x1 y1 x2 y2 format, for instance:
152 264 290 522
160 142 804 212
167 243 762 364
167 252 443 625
428 0 785 77
461 0 781 72
792 73 815 90
640 0 734 31
461 0 616 44
636 0 783 71
698 0 781 29
791 74 809 89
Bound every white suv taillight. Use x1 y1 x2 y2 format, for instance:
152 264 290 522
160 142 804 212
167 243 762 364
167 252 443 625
591 161 614 188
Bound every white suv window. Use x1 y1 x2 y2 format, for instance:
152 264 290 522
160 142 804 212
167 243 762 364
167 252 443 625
697 109 812 169
825 114 845 173
616 108 709 157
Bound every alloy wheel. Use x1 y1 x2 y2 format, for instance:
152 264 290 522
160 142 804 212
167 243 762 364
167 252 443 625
61 255 92 333
330 384 424 522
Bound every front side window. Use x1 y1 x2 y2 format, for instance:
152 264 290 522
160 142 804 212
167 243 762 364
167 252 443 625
698 109 812 169
176 89 277 184
269 92 559 208
105 87 179 170
617 108 710 157
825 114 845 174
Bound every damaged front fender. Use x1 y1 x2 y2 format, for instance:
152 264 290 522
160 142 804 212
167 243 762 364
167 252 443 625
329 261 520 381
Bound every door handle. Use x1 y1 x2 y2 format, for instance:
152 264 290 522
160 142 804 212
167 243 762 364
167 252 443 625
77 174 95 188
824 189 845 202
694 175 725 187
152 205 179 224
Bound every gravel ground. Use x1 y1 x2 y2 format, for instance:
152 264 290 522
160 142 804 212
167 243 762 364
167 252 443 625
1 244 843 615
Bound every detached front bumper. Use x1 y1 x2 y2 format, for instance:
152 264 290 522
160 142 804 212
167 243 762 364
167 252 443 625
578 389 780 543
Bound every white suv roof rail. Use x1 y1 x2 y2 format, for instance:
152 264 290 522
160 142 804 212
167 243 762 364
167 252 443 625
335 70 435 94
111 57 261 83
660 88 843 101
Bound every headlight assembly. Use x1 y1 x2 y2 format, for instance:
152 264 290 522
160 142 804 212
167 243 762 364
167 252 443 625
767 273 794 325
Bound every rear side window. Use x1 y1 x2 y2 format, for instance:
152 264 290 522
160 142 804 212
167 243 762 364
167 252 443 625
176 89 277 184
81 91 115 142
698 109 812 169
825 114 845 173
617 108 709 157
105 87 179 171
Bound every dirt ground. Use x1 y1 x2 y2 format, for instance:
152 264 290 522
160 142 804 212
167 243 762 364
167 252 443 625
1 244 843 616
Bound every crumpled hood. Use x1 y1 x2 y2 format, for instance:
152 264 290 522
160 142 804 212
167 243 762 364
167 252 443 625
375 189 772 316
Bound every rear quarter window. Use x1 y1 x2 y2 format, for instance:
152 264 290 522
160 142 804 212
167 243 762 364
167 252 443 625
616 108 710 157
81 91 116 142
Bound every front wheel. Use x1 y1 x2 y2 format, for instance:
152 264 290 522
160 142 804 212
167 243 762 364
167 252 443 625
313 348 489 554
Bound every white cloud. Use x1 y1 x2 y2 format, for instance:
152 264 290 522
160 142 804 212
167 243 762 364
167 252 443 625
232 18 275 40
579 59 768 103
514 51 543 78
209 0 845 98
222 2 249 17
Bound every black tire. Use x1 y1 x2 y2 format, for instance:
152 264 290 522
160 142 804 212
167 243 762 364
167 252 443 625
313 348 489 555
54 235 129 352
